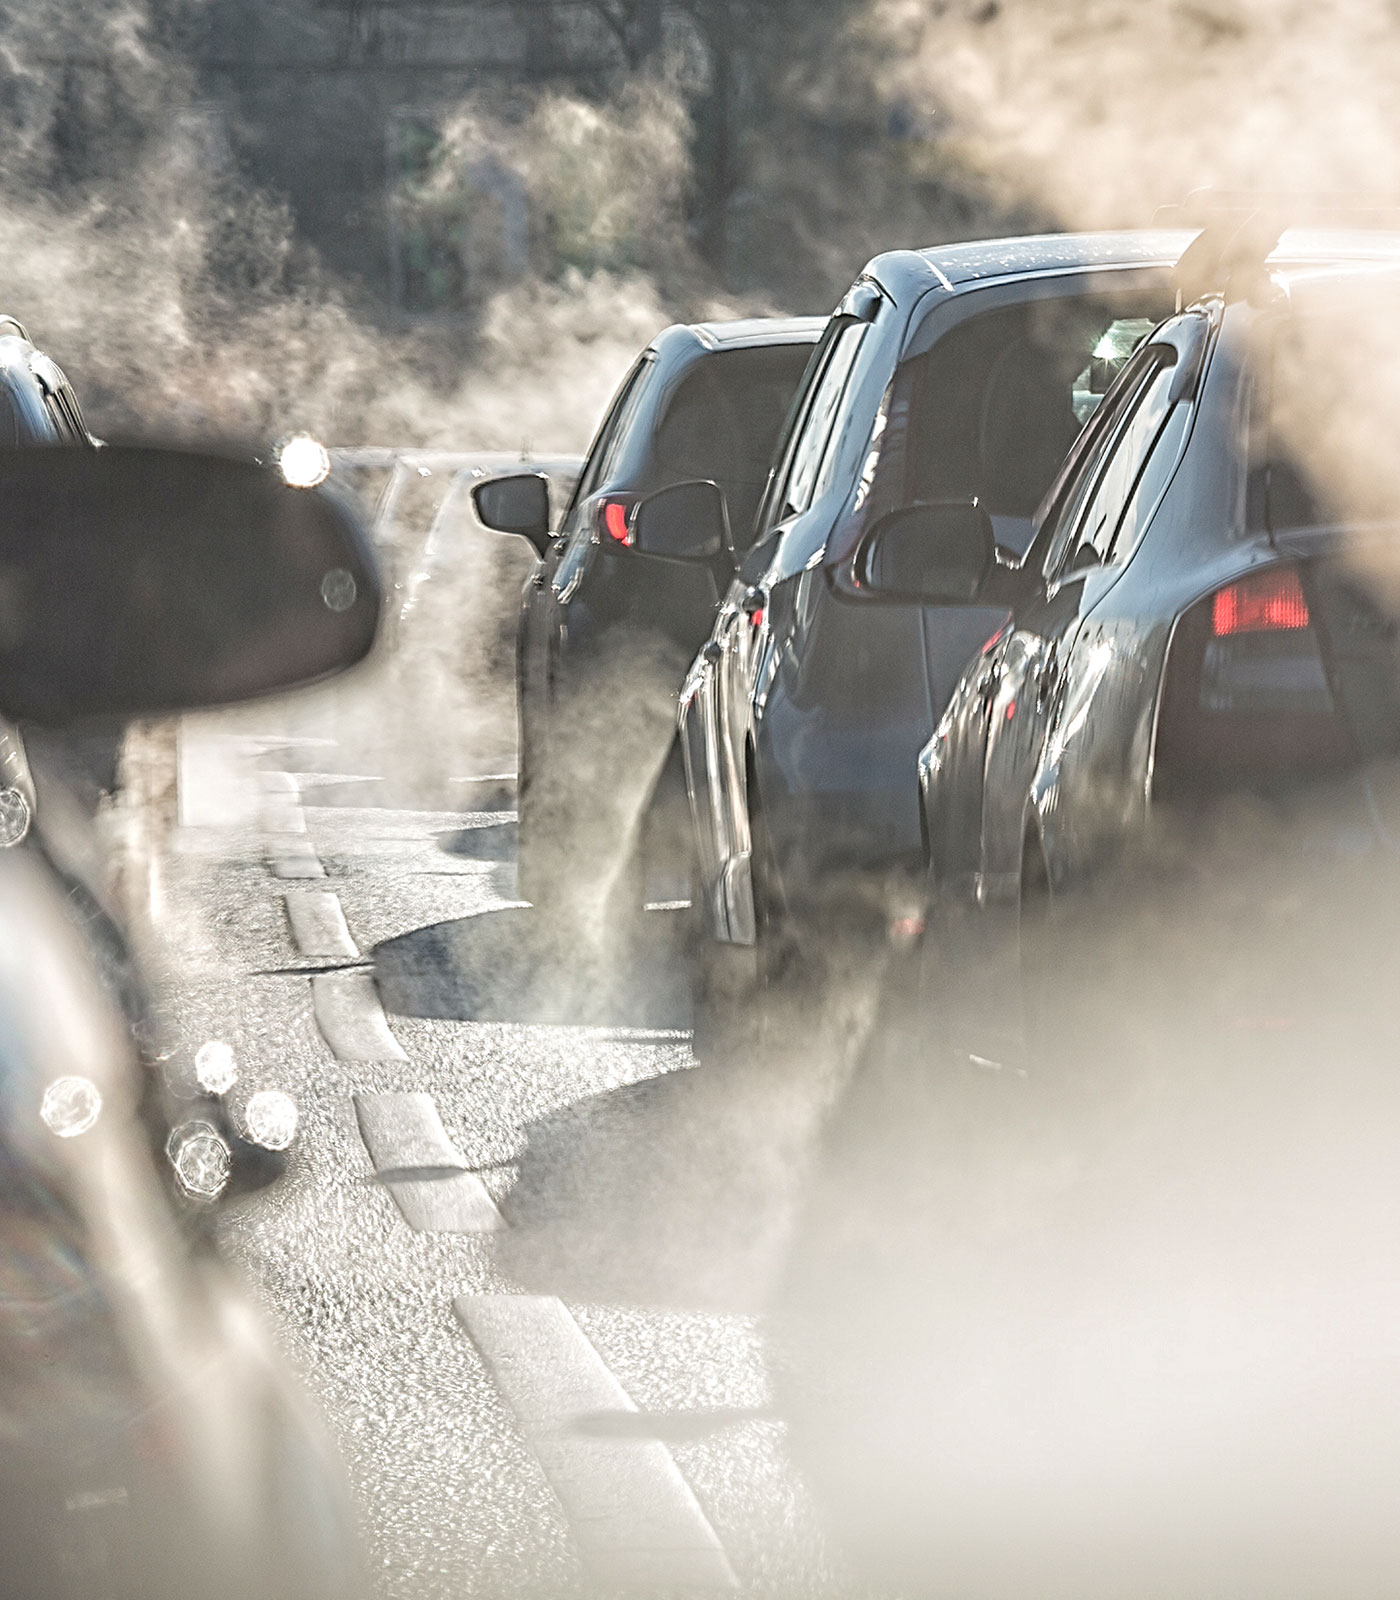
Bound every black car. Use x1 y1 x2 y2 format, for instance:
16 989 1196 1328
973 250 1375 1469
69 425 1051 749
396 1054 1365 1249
0 318 98 839
0 443 378 1598
861 221 1400 1059
472 317 821 920
667 234 1184 1045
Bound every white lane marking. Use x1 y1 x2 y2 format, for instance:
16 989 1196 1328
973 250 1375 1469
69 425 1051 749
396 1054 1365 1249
270 847 327 880
455 1295 738 1590
284 890 360 960
353 1091 502 1232
260 801 308 835
381 1172 503 1233
353 1090 470 1169
312 972 407 1061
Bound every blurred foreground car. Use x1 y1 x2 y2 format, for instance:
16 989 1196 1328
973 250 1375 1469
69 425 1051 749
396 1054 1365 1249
0 317 101 839
670 235 1182 1047
872 218 1400 1059
0 444 378 1599
474 317 821 917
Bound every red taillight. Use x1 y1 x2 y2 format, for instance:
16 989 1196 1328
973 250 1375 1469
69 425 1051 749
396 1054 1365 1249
601 499 632 546
1211 569 1310 636
1154 564 1347 798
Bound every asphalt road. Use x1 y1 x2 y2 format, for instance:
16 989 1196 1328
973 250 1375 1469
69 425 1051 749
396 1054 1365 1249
156 730 859 1600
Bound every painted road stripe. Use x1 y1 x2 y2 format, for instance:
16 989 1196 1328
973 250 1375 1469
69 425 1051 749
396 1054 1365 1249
455 1295 737 1590
260 800 308 835
353 1092 502 1232
284 890 360 959
270 846 327 880
312 971 407 1062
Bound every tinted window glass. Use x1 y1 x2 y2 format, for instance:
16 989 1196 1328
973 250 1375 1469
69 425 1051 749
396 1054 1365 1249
893 295 1171 557
648 343 812 548
780 320 867 521
570 354 652 511
1039 346 1163 576
1057 349 1178 573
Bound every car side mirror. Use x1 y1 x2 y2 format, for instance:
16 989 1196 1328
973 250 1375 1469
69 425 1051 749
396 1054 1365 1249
0 445 380 726
854 499 996 604
630 480 730 563
472 472 552 554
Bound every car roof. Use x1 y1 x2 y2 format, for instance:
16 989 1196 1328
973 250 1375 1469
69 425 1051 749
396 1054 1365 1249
918 230 1196 285
688 316 826 350
871 227 1400 299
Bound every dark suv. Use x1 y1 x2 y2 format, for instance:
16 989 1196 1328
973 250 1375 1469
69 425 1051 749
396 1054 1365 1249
666 235 1183 1043
475 317 820 918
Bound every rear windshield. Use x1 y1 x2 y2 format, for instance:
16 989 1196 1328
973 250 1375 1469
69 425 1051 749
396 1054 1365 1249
1268 306 1400 530
645 343 813 548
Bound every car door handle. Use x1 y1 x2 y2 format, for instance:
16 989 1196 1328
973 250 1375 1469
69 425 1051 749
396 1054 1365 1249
701 640 723 665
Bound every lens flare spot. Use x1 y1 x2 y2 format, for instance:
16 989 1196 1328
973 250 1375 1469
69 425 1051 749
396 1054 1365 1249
194 1039 238 1095
245 1089 298 1151
320 568 358 612
166 1121 232 1199
277 433 331 488
41 1076 102 1138
0 786 30 847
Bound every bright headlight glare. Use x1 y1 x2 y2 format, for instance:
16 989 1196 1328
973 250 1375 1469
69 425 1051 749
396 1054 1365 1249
0 786 32 848
194 1039 238 1095
166 1120 232 1200
277 433 331 489
245 1089 298 1151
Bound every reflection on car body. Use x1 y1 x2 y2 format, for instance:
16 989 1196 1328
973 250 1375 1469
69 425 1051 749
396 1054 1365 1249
677 233 1182 1048
896 225 1400 1060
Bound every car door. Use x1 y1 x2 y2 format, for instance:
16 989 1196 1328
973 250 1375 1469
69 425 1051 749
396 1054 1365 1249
520 353 652 784
707 313 873 938
977 337 1192 905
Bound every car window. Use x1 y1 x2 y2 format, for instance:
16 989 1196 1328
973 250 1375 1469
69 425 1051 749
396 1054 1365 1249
1053 348 1180 575
866 295 1171 560
777 319 867 523
647 343 812 549
1039 345 1173 578
566 353 653 518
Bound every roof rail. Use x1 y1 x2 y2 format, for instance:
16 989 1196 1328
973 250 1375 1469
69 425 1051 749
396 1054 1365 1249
1162 189 1400 308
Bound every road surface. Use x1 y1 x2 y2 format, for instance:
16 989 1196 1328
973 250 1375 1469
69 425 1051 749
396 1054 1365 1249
158 726 855 1600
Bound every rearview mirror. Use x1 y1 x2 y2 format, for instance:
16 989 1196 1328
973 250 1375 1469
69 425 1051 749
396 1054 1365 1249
472 472 552 554
0 445 380 726
630 480 729 563
854 500 996 604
